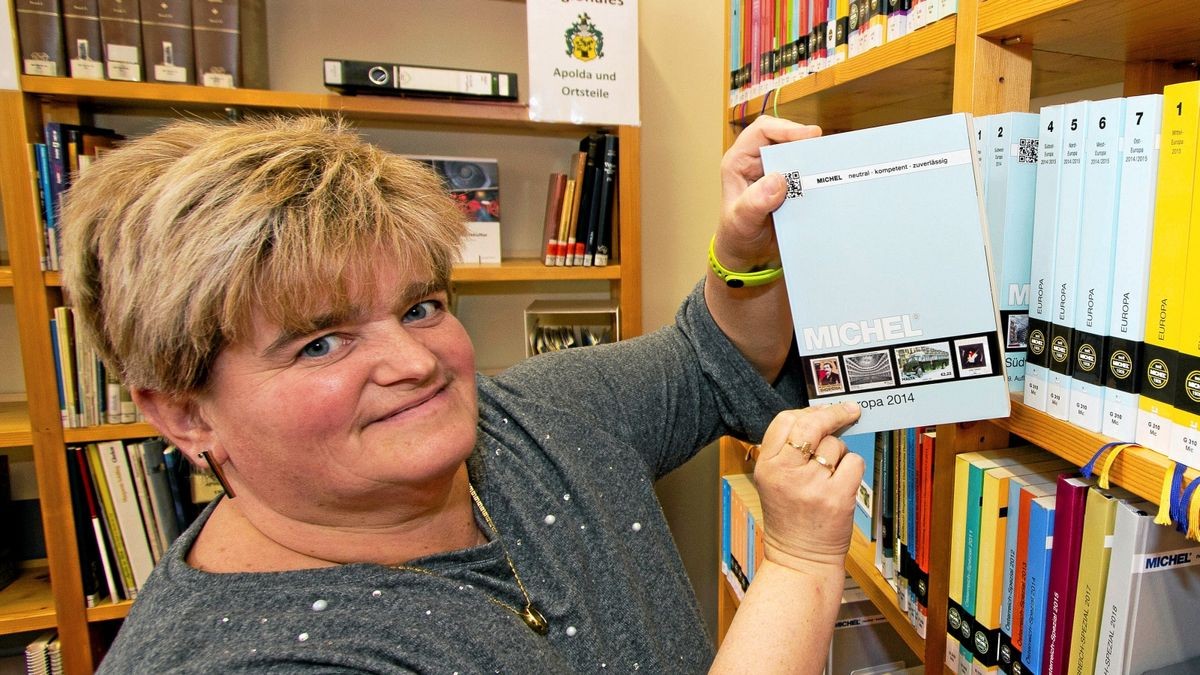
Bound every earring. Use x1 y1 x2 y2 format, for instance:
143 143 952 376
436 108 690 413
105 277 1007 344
199 451 236 499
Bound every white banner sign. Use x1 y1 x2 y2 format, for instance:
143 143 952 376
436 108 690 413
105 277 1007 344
526 0 639 126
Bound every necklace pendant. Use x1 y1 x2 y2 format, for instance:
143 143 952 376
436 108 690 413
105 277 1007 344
521 605 549 635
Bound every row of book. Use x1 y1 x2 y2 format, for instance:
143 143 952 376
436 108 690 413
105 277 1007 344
50 305 141 429
945 446 1200 675
14 0 266 87
728 0 958 107
719 472 763 599
66 438 215 605
31 121 122 272
540 130 619 267
1011 82 1200 468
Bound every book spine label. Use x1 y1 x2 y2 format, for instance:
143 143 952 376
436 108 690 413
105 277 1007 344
1137 81 1200 455
1069 98 1125 432
1045 101 1091 421
1025 105 1066 411
1102 94 1163 441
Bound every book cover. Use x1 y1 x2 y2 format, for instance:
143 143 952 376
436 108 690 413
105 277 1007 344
982 112 1039 395
1042 474 1093 675
53 307 79 428
1025 105 1066 411
63 0 105 79
95 439 156 594
64 446 105 606
559 151 587 266
124 442 163 561
160 444 192 533
407 155 501 264
85 442 136 599
191 0 240 87
1100 501 1200 673
589 132 618 266
1019 494 1057 675
1000 470 1064 675
1138 81 1200 454
1045 100 1091 421
70 445 121 603
15 0 66 76
979 457 1067 673
762 113 1010 435
1102 94 1163 441
140 0 194 84
574 131 603 266
1095 499 1151 675
1065 485 1120 675
542 172 567 266
1169 137 1200 466
99 0 143 81
1069 97 1126 432
845 431 876 541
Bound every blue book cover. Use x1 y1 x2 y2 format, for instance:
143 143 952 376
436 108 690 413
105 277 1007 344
1102 94 1163 441
983 112 1040 394
762 113 1010 435
1069 97 1126 432
1025 105 1066 411
1021 494 1057 675
845 431 876 541
1045 100 1092 421
720 476 732 574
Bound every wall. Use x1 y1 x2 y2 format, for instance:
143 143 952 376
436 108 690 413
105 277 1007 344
637 1 725 636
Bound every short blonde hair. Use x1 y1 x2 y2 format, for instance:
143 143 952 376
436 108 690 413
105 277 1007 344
62 115 466 396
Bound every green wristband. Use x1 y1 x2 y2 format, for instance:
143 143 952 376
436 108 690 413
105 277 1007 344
707 236 784 288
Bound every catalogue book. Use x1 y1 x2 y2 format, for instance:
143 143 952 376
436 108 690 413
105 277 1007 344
761 112 1010 435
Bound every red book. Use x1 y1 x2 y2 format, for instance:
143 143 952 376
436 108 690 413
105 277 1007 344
1041 474 1092 675
541 173 566 266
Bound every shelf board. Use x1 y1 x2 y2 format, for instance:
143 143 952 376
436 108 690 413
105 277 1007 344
729 17 957 131
63 422 159 444
0 267 11 287
0 565 56 635
451 258 621 283
0 401 32 448
85 598 132 623
844 530 926 663
979 0 1200 100
991 395 1197 507
20 76 593 136
46 263 619 287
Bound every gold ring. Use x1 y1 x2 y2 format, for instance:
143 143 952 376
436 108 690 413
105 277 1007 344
787 439 814 458
811 454 837 476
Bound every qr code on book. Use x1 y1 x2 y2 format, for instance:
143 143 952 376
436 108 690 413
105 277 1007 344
783 170 803 198
1017 137 1039 164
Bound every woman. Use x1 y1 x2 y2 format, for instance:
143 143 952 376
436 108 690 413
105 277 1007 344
63 114 863 673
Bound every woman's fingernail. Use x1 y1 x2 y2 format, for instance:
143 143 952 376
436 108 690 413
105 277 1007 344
841 401 860 412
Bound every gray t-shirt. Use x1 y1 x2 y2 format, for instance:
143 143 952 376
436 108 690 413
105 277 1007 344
97 282 803 673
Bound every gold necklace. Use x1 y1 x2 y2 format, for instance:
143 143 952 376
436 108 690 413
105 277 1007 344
395 483 548 635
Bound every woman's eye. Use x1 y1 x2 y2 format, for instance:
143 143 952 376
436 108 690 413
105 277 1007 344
404 299 443 323
300 335 343 358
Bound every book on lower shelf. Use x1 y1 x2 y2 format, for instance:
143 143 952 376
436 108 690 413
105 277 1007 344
407 155 502 264
761 112 1010 435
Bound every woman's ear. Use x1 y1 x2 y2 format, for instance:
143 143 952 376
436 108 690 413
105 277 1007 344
130 389 215 460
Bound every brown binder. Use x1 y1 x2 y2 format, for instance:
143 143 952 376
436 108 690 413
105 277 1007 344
140 0 194 83
63 0 105 79
15 0 67 77
98 0 142 81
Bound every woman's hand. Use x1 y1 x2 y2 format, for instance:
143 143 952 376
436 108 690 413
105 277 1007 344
752 402 864 573
705 116 821 381
715 116 821 272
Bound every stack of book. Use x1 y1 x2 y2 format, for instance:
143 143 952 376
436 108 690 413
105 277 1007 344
14 0 267 87
728 0 958 107
719 473 763 600
24 630 62 675
49 305 139 429
66 439 212 605
541 130 619 267
1020 83 1199 469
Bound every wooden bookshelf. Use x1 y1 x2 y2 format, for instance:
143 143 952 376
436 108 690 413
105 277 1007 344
0 565 56 635
720 2 1200 672
3 7 644 669
0 401 31 448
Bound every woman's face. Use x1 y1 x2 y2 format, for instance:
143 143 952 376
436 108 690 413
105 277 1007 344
194 263 478 523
